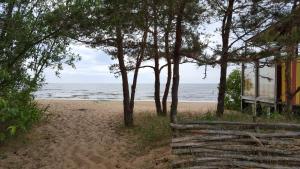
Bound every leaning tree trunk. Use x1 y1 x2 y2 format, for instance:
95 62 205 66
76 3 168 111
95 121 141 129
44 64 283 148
162 57 172 115
162 7 173 116
170 2 185 123
154 61 163 115
216 0 234 117
153 10 163 116
129 30 148 115
116 27 133 127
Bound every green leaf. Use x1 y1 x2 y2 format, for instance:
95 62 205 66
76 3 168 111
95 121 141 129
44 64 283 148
7 126 17 136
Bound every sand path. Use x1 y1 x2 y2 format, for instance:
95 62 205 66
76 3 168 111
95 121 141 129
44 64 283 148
0 100 216 169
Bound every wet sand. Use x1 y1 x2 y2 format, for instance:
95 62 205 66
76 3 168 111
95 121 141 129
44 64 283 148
0 100 216 169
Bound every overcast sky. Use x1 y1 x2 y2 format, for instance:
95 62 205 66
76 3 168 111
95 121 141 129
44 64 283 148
44 44 237 84
44 21 240 84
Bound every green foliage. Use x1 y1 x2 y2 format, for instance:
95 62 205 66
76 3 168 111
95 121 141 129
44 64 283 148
225 69 241 111
0 1 78 142
0 95 42 142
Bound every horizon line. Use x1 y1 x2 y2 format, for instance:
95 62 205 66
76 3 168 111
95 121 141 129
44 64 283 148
44 82 219 84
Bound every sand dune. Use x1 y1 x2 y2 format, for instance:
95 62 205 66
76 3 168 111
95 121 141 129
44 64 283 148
0 100 216 169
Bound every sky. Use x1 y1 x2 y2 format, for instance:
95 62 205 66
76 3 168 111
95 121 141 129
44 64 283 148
44 44 237 84
48 9 288 85
44 21 239 84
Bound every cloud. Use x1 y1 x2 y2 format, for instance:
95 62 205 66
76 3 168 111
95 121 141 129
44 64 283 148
44 45 237 84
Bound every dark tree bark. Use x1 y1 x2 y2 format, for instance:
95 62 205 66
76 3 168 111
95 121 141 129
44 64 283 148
162 55 172 115
285 55 293 114
129 30 148 115
153 6 163 116
116 27 133 127
170 2 185 123
216 0 235 117
162 11 173 115
282 1 298 115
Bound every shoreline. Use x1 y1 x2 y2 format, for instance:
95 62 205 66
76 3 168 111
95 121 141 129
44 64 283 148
37 100 217 115
35 98 217 103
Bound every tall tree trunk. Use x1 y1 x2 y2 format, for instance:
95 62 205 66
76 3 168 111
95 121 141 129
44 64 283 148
129 30 148 114
285 56 293 114
283 1 298 115
162 17 172 115
216 58 228 117
170 2 185 123
154 59 162 115
116 27 133 127
216 0 234 117
153 7 163 115
162 57 172 115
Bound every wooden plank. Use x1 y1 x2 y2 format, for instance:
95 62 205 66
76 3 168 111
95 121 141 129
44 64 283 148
171 122 300 130
173 129 300 138
173 158 300 169
171 122 300 169
172 144 296 156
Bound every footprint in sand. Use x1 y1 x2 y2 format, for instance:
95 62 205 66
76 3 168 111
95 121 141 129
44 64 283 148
66 144 118 169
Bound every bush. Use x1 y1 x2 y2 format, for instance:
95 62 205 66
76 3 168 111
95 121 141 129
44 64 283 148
225 69 241 110
0 93 42 142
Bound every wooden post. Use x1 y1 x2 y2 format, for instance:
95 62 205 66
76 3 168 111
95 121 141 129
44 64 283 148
253 60 259 122
241 63 245 112
241 44 247 113
274 62 278 112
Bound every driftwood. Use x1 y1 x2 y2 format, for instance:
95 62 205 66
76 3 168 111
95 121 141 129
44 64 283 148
171 121 300 169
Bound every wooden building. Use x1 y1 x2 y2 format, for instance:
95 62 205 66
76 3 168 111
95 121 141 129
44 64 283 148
241 7 300 113
241 57 300 112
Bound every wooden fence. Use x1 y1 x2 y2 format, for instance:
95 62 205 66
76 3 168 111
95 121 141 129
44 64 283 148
171 121 300 169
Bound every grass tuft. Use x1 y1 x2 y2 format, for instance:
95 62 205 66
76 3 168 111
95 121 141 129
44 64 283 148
119 113 171 153
133 113 171 147
178 110 300 124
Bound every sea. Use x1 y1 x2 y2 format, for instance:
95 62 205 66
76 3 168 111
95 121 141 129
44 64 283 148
35 83 218 102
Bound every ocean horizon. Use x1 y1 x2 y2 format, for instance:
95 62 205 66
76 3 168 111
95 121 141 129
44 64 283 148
35 83 219 102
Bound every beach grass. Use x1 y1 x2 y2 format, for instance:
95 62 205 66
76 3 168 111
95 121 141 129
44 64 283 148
117 109 300 158
177 110 300 124
119 113 171 153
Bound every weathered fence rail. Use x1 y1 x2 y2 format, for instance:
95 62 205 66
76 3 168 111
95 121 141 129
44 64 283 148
171 121 300 169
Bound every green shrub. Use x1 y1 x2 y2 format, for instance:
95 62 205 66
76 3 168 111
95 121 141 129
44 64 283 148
225 69 241 110
0 94 42 142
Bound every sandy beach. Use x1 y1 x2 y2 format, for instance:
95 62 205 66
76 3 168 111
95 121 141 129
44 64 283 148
0 100 216 169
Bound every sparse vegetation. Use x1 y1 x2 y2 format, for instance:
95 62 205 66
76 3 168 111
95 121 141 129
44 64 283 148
119 113 171 153
119 109 300 154
178 111 300 124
